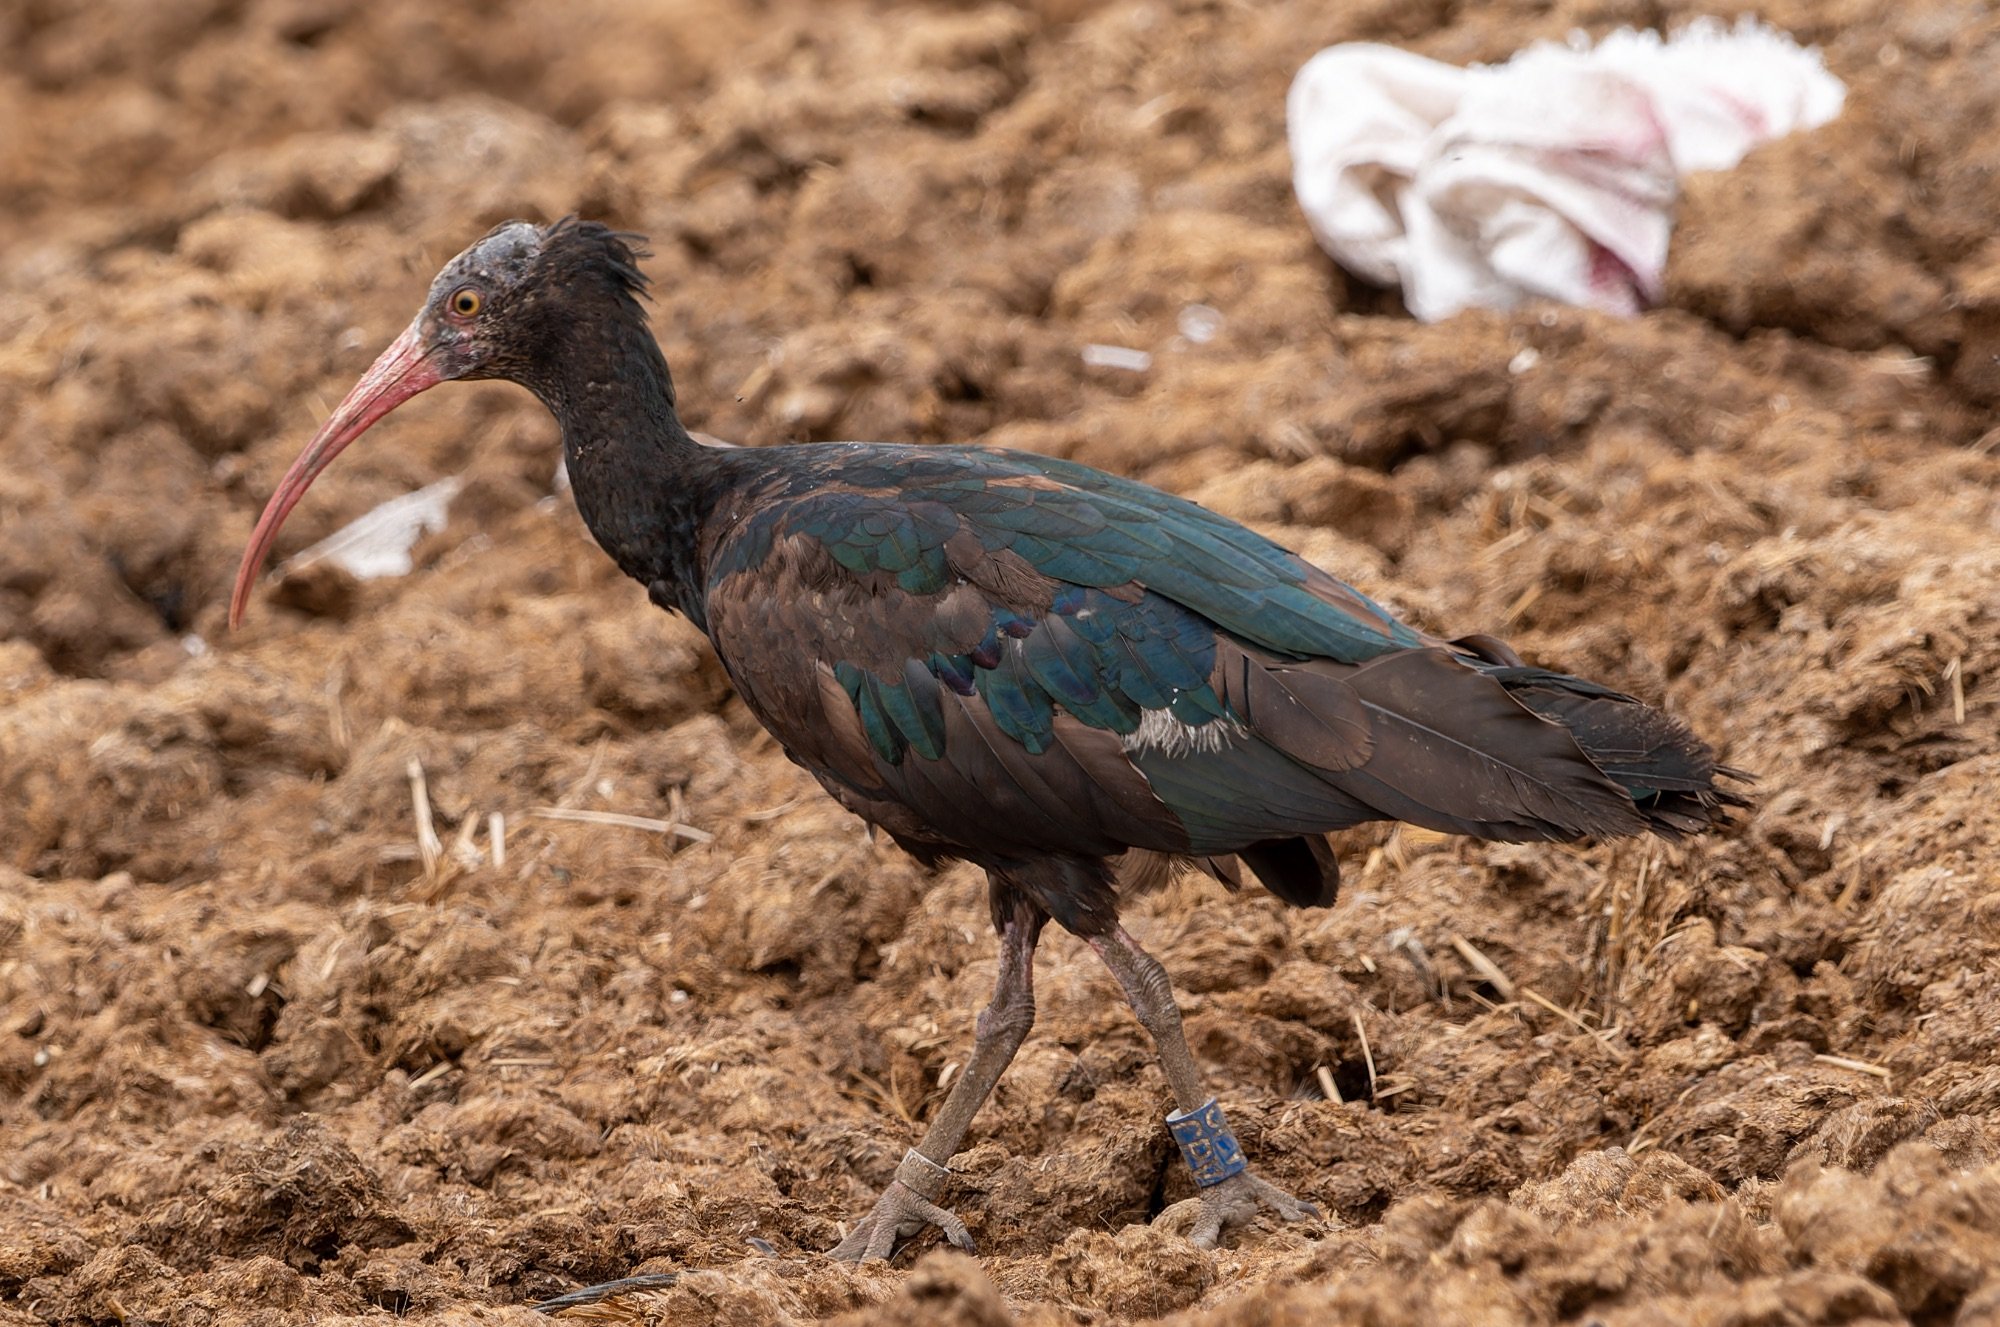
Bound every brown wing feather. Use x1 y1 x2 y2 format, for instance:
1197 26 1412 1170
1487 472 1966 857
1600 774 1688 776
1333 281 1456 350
1217 642 1374 772
707 544 1193 869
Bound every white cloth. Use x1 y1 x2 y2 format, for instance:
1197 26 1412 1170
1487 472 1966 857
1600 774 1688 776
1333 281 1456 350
1287 19 1846 321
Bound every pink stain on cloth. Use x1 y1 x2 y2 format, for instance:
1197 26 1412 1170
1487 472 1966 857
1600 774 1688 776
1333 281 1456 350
1287 18 1846 321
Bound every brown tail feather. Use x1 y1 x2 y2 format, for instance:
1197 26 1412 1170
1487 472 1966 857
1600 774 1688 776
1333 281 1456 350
1336 648 1651 841
1489 666 1751 837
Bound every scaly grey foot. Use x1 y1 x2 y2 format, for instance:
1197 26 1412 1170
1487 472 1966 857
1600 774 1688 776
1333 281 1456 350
1155 1168 1319 1249
829 1177 975 1262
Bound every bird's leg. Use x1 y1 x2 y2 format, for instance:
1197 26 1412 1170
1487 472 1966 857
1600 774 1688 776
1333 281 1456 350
1088 925 1318 1248
830 910 1044 1262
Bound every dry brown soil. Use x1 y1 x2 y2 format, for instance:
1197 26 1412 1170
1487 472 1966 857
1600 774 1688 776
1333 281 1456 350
5 0 2000 1323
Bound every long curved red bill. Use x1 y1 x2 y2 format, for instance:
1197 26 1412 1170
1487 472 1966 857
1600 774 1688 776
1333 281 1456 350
230 320 442 629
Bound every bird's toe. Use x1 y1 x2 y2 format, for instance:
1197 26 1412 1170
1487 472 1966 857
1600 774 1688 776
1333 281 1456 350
827 1220 873 1263
1164 1169 1322 1249
1187 1203 1235 1249
829 1180 973 1263
926 1205 977 1254
865 1221 898 1261
1247 1173 1320 1222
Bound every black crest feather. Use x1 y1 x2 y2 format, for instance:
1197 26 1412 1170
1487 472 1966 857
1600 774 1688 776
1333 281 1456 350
539 215 653 302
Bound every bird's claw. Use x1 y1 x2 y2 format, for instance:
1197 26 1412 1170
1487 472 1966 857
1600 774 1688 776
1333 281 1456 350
1155 1169 1319 1249
829 1180 976 1262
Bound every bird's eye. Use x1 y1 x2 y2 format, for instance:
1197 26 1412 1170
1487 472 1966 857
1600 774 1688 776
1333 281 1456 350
450 287 483 317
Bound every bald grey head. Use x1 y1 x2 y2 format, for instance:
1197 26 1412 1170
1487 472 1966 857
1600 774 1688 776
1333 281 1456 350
408 217 651 391
426 221 543 306
406 219 546 384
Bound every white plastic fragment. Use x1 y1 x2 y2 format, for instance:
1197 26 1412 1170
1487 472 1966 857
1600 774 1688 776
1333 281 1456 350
1287 17 1847 321
287 474 467 580
1081 343 1153 372
1177 304 1224 344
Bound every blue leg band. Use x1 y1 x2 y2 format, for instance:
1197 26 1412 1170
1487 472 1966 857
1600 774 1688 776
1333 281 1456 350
1166 1097 1247 1187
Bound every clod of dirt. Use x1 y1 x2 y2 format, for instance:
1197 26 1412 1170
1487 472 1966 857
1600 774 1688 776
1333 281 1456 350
823 1252 1012 1327
1047 1223 1218 1317
134 1116 414 1272
0 1186 93 1291
1774 1146 2000 1322
1510 1147 1723 1228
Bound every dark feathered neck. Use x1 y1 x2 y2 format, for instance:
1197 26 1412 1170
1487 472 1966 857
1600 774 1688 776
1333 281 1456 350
519 288 732 627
